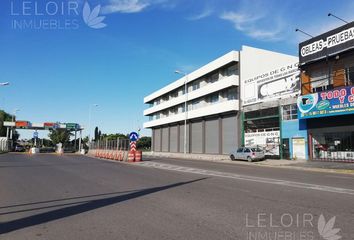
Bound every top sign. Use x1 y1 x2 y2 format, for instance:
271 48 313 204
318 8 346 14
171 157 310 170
129 132 139 141
242 62 300 106
297 86 354 119
299 21 354 65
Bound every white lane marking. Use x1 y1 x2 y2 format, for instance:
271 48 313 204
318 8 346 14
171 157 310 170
137 162 354 195
325 175 354 180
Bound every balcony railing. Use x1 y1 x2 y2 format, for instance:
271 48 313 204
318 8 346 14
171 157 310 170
301 72 353 95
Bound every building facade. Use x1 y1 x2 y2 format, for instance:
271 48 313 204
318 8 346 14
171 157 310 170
144 51 240 155
143 46 306 157
240 46 307 159
297 21 354 162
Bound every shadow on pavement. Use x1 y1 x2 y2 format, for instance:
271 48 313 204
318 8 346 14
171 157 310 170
0 162 112 169
0 190 141 209
0 177 207 234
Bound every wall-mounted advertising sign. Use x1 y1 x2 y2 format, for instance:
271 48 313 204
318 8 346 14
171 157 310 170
243 62 300 106
299 21 354 65
297 86 354 119
244 131 280 156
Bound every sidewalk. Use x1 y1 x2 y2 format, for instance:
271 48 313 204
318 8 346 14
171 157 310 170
143 152 354 175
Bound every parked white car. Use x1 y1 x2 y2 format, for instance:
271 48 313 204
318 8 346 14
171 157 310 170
230 147 265 162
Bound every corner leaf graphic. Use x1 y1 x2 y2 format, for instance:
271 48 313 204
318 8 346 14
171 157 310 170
83 2 107 29
318 215 326 234
89 16 106 26
318 214 342 240
83 2 91 24
90 22 107 29
322 217 336 236
88 5 101 22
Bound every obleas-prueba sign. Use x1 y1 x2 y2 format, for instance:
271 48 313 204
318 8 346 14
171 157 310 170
299 21 354 65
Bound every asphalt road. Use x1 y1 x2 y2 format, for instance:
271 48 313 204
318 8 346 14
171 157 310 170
1 153 353 240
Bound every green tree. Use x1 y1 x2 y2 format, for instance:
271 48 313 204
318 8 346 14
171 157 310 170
94 127 99 141
101 133 129 140
137 136 151 150
48 129 72 146
0 110 13 137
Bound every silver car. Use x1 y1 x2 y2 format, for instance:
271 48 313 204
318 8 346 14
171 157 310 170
230 147 265 162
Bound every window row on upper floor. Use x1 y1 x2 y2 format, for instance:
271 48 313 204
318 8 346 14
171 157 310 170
148 64 238 108
148 87 238 121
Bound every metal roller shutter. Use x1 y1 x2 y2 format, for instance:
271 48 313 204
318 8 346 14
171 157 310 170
191 122 203 153
222 115 238 154
161 127 169 152
205 119 219 154
179 124 190 153
169 126 178 152
154 128 161 152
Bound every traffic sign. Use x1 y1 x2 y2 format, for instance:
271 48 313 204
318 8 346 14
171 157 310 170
33 131 38 138
66 123 79 130
129 132 139 142
130 141 137 151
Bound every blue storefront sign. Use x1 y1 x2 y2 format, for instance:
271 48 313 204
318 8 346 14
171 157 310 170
297 86 354 119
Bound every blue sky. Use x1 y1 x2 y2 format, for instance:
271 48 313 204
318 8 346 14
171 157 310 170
1 0 353 139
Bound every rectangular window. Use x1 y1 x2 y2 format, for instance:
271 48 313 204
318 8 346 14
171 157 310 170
161 95 169 102
180 104 186 113
192 81 200 91
346 66 354 85
310 70 330 92
282 104 298 120
227 88 238 100
208 93 219 104
223 65 237 77
170 91 178 99
170 107 178 115
207 73 219 84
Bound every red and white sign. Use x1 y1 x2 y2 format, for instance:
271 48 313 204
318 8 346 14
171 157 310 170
130 141 137 152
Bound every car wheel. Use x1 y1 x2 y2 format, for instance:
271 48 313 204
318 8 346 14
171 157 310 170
247 156 252 162
230 154 235 161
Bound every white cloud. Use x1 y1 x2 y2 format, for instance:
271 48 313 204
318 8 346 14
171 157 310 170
220 10 284 41
102 0 150 14
217 0 289 41
101 0 174 14
187 8 213 21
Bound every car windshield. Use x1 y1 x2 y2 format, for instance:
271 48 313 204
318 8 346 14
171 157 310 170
251 148 262 152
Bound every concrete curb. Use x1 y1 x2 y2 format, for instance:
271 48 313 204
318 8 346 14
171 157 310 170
84 153 354 176
143 155 354 176
259 164 354 175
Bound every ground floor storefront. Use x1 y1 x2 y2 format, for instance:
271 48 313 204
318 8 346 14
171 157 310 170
151 113 240 155
242 100 308 160
307 115 354 162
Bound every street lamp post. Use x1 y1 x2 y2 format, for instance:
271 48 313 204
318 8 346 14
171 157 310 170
1 82 10 140
88 104 99 144
10 109 20 139
175 70 188 155
12 109 20 122
328 13 348 24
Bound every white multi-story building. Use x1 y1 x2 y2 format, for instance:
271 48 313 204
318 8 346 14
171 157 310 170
143 46 298 156
143 51 240 155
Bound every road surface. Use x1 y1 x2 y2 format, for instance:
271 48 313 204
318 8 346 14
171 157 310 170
1 153 353 240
